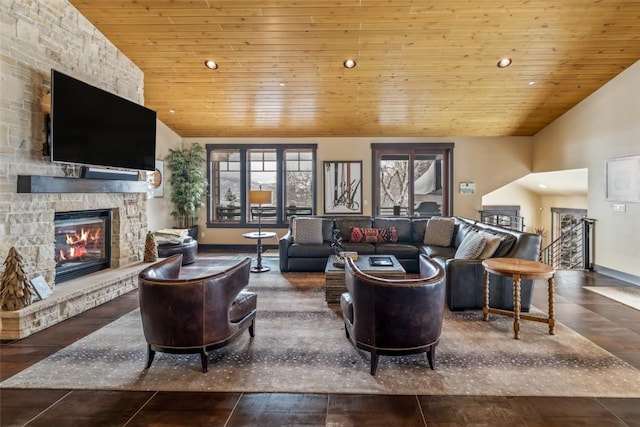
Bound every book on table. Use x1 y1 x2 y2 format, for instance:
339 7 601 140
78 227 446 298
368 256 394 267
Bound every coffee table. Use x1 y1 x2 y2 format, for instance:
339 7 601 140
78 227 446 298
324 254 406 303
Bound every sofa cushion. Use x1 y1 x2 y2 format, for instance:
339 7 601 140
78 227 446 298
292 217 323 244
376 243 420 258
343 242 376 254
421 245 457 259
454 231 487 259
423 216 455 247
288 242 333 258
478 231 501 259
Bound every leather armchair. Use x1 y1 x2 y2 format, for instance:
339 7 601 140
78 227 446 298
138 254 257 372
340 254 446 375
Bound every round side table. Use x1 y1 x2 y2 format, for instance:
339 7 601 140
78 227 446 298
242 231 277 273
482 257 556 339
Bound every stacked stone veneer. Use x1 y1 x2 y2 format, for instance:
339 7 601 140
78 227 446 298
1 1 149 337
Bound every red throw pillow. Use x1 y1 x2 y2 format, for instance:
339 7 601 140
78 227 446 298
350 227 396 243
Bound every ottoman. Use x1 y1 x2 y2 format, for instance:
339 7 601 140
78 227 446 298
157 238 198 265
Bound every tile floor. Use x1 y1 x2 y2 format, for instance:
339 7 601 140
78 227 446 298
1 262 639 426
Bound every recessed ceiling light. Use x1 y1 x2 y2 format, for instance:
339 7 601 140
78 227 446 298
538 183 547 189
169 109 176 114
528 81 536 86
204 59 218 70
279 81 286 87
497 57 512 68
343 59 357 69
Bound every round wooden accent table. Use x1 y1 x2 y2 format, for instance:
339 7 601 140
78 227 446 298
242 231 277 273
482 258 556 339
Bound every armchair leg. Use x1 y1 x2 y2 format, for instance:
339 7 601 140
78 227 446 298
200 349 208 373
248 319 255 337
426 345 437 370
145 344 155 369
370 351 379 376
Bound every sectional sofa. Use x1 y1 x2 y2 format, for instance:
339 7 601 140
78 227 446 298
279 215 542 311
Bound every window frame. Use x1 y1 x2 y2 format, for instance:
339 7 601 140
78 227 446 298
206 144 317 228
371 143 454 217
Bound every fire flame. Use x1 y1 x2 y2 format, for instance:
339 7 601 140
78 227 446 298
57 226 102 261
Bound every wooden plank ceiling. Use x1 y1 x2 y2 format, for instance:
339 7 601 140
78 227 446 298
69 0 640 138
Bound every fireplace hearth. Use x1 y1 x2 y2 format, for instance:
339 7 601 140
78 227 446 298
54 209 111 283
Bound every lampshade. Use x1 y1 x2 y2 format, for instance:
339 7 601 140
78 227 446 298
249 190 272 205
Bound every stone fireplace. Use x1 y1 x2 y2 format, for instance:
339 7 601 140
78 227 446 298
0 188 150 340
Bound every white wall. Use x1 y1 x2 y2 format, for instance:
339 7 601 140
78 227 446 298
146 120 182 231
534 60 640 277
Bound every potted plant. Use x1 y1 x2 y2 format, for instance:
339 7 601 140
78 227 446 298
165 143 208 238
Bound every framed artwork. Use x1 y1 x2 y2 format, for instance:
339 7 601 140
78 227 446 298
606 155 640 202
153 159 164 198
323 161 363 214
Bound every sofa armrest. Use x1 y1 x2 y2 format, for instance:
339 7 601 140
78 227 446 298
444 258 486 310
279 231 294 272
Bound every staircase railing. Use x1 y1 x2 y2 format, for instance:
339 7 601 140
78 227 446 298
479 212 524 231
540 218 596 270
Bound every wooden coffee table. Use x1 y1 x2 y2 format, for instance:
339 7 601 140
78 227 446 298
482 257 556 339
324 254 406 303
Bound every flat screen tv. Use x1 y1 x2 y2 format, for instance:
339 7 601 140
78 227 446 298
50 69 157 172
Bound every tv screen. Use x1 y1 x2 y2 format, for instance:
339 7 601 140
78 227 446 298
50 69 157 171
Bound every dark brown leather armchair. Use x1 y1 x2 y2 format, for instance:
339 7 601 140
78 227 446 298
138 254 257 372
340 254 446 375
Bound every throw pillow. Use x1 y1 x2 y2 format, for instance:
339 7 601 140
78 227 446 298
454 231 487 259
350 227 387 243
292 217 323 244
478 231 501 259
423 217 455 247
387 226 399 243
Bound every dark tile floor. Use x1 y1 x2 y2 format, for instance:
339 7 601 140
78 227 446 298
1 265 639 426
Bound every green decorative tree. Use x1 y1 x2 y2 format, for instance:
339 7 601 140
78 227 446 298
0 247 35 311
165 143 208 229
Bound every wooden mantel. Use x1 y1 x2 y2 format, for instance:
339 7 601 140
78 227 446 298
17 175 148 194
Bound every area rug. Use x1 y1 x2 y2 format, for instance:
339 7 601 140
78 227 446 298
584 286 640 311
3 257 640 397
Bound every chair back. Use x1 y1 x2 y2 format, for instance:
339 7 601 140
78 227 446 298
345 255 446 350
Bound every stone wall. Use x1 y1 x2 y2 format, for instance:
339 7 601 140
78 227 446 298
0 1 148 288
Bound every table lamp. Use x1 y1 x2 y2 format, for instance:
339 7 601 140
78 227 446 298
249 187 272 236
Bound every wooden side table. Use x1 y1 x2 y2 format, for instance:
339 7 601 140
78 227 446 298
242 231 277 273
482 257 556 339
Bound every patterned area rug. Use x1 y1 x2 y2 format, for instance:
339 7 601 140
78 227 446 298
3 257 640 397
584 286 640 311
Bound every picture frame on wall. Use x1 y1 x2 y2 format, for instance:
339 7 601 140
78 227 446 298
323 161 363 214
153 159 164 198
606 155 640 202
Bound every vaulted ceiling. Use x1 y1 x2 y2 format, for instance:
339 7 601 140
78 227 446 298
70 0 640 138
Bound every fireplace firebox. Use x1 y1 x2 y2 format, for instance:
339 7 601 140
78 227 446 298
54 209 111 283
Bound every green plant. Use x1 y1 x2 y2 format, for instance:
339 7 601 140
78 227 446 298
165 143 208 229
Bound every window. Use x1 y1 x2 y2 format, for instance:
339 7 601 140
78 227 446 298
372 143 453 217
207 144 317 226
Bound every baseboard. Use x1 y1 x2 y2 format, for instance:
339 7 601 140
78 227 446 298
593 264 640 286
